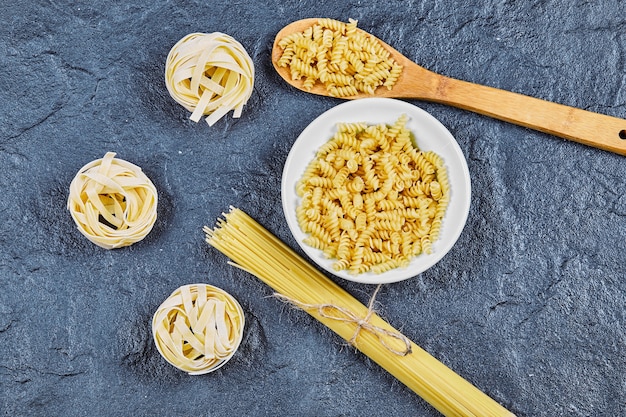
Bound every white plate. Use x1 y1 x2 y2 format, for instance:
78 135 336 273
281 98 471 284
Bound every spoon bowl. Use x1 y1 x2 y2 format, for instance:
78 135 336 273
272 18 626 156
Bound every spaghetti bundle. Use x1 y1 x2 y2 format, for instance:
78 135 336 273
165 32 255 126
152 283 245 375
67 152 158 249
204 208 515 417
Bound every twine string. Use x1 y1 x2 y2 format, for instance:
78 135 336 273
274 284 412 356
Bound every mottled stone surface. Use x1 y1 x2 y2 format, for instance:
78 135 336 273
1 1 625 416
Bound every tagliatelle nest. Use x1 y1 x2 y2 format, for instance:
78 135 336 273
152 284 245 375
67 152 158 249
165 32 255 126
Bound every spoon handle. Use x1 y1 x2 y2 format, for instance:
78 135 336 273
425 74 626 155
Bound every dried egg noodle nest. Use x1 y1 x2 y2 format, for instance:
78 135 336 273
152 284 245 375
165 32 255 126
67 152 158 249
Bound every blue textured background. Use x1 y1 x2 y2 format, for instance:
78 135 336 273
1 1 625 416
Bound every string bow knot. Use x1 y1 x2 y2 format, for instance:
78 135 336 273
274 285 412 356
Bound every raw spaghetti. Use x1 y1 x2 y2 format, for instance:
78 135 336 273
204 207 515 417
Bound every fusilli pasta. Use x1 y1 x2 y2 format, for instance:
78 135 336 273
277 19 403 97
296 115 450 275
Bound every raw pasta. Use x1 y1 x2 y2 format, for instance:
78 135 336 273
165 32 254 126
276 19 403 97
152 283 245 375
296 115 450 275
67 152 158 249
204 208 515 416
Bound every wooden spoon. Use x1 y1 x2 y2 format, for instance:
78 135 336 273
272 18 626 156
